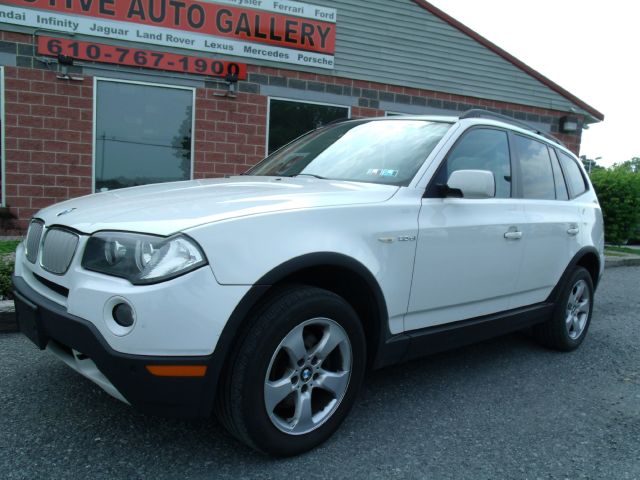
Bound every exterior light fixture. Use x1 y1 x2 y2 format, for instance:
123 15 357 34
214 73 239 98
56 53 84 81
560 116 580 133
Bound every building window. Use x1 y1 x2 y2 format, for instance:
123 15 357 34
0 67 4 206
94 79 194 192
267 98 349 155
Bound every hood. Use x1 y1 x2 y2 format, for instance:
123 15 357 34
36 177 399 235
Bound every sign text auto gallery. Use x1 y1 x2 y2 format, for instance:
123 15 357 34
0 0 603 232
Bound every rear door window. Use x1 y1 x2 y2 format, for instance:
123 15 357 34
513 135 556 200
550 149 569 200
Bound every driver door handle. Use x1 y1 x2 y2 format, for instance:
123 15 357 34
567 225 580 236
504 230 523 240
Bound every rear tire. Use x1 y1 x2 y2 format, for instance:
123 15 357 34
533 267 594 351
216 285 366 456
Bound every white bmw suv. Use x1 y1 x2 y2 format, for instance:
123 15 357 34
13 110 604 456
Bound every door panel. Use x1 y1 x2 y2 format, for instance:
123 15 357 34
405 198 525 331
510 137 578 306
406 126 525 332
515 200 577 306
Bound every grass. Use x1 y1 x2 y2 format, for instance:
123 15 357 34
0 241 18 299
0 240 20 255
0 257 12 299
605 246 640 256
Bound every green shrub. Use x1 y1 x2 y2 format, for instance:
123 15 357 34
0 257 14 300
590 169 640 245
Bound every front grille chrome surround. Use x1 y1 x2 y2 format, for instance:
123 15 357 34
25 219 45 264
40 227 79 275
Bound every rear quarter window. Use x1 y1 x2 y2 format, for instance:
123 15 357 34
557 150 588 198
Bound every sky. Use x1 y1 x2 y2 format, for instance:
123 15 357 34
427 0 639 167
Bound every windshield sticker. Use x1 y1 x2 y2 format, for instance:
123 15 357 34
366 169 398 178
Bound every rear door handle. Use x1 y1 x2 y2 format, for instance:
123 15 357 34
567 226 580 236
504 230 523 240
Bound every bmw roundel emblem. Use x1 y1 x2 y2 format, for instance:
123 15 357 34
57 207 77 217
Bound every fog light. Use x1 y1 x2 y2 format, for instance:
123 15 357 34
112 303 135 327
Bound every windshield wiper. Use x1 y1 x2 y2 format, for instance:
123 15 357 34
291 173 328 180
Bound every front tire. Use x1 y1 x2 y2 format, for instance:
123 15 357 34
533 267 594 351
216 286 366 456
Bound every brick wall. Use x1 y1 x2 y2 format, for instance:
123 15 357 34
241 65 584 154
2 66 93 232
193 90 267 179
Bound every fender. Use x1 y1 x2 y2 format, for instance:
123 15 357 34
202 252 390 415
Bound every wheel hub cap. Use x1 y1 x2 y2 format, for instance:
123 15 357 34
263 318 352 436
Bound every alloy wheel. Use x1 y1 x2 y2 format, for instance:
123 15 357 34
565 279 590 340
263 318 352 435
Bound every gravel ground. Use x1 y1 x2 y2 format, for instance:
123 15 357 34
0 267 638 479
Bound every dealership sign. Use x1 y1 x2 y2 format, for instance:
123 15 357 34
38 36 248 79
0 0 337 69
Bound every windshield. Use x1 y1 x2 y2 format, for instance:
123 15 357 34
247 119 452 186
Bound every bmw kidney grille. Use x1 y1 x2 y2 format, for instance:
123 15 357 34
40 227 79 275
25 219 45 264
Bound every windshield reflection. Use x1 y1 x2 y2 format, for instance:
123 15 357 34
248 120 452 187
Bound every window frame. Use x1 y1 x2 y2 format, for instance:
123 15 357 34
265 96 351 157
549 147 570 201
425 125 515 198
0 66 5 207
92 77 196 193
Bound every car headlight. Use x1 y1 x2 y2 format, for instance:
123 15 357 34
81 232 207 285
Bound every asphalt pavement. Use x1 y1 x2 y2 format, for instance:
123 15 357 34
1 267 639 479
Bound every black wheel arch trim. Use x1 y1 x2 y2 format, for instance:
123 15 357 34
206 253 391 414
546 246 601 302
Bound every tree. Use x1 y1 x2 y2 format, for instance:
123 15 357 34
590 161 640 244
612 157 640 173
172 105 193 180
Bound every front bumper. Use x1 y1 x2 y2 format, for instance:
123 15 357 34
13 275 218 418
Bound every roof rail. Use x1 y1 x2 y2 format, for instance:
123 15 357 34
460 109 565 147
325 116 355 126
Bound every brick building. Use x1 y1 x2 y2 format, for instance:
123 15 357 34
0 0 603 233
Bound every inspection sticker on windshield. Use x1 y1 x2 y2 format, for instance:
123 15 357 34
367 169 398 178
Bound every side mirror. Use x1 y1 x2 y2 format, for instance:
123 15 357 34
446 170 496 199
